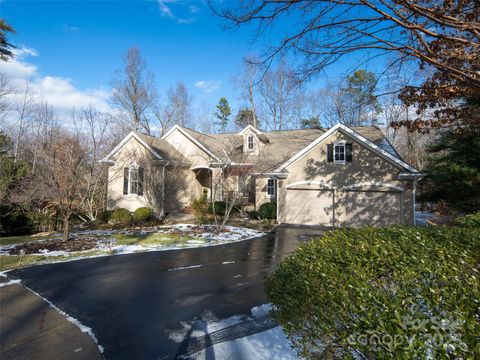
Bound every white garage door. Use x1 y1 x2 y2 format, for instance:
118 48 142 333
285 189 334 226
345 190 402 227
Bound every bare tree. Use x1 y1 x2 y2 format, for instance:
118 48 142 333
0 73 11 123
12 79 35 162
234 57 261 127
257 59 303 130
152 80 193 134
111 47 155 133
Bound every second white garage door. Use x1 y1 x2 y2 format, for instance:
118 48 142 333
285 188 334 226
344 190 402 227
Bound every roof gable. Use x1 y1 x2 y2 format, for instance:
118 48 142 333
162 125 220 161
100 132 164 163
274 123 419 173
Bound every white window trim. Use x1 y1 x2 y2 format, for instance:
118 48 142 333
333 141 347 164
267 178 276 197
128 162 139 196
247 135 254 151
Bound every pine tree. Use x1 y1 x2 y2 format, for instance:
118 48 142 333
214 97 231 133
420 120 480 211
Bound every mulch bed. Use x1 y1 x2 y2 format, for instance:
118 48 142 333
8 237 115 255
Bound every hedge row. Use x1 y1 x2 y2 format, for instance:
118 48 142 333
266 226 480 359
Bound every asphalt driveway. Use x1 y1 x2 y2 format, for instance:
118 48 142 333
7 225 327 359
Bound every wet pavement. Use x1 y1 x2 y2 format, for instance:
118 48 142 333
8 225 327 359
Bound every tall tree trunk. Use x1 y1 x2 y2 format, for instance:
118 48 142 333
63 216 70 241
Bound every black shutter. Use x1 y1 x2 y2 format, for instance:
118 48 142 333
346 143 353 162
138 167 144 196
327 144 333 162
123 168 129 194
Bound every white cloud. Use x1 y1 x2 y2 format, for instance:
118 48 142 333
194 80 221 93
62 24 80 33
157 0 175 18
157 0 197 24
189 5 199 13
0 45 112 115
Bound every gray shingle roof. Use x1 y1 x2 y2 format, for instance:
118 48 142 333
179 125 403 173
135 132 191 166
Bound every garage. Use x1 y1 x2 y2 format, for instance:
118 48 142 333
285 187 334 226
344 190 402 227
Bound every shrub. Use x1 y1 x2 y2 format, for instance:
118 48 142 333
111 208 132 223
247 210 260 220
258 202 276 219
192 196 208 224
97 210 113 223
133 207 153 223
0 206 33 236
208 201 239 216
453 211 480 228
266 226 480 359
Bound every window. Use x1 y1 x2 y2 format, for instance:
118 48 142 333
267 178 276 197
129 167 139 194
334 143 346 163
247 135 254 150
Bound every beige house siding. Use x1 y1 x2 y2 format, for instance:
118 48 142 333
278 131 414 226
163 128 213 168
107 137 162 212
255 177 277 209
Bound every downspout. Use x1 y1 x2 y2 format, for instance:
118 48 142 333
413 179 417 226
162 165 166 216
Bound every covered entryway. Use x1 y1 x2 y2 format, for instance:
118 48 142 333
285 183 335 226
343 185 403 227
192 166 212 200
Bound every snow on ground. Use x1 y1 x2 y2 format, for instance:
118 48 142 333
0 225 267 260
415 211 437 226
170 304 297 360
0 279 22 287
22 284 104 354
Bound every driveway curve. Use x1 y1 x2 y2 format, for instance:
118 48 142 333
8 226 326 359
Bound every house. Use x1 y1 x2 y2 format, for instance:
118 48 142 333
101 123 423 227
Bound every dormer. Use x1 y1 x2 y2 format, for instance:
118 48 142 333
239 125 268 154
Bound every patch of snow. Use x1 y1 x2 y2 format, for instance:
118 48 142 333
0 279 22 287
233 274 242 278
22 285 104 354
222 261 235 265
38 249 70 257
415 211 436 226
167 264 203 272
251 304 273 318
190 326 297 360
186 304 297 360
187 240 205 244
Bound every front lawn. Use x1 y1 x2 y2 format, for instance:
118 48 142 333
0 224 265 272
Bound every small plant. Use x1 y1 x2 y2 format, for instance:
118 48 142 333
453 211 480 228
208 201 239 216
258 202 276 219
247 210 260 220
97 210 113 223
111 208 132 223
133 207 153 223
192 196 209 224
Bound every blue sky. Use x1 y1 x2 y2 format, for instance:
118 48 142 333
0 0 388 119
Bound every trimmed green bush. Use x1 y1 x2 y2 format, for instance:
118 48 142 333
208 201 239 216
266 226 480 359
111 208 132 222
453 211 480 228
133 207 153 223
258 202 276 219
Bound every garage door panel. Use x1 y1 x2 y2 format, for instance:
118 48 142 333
345 191 401 227
285 189 334 226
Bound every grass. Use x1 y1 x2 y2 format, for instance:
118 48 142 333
0 249 105 272
113 233 205 246
0 234 55 247
0 233 206 272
